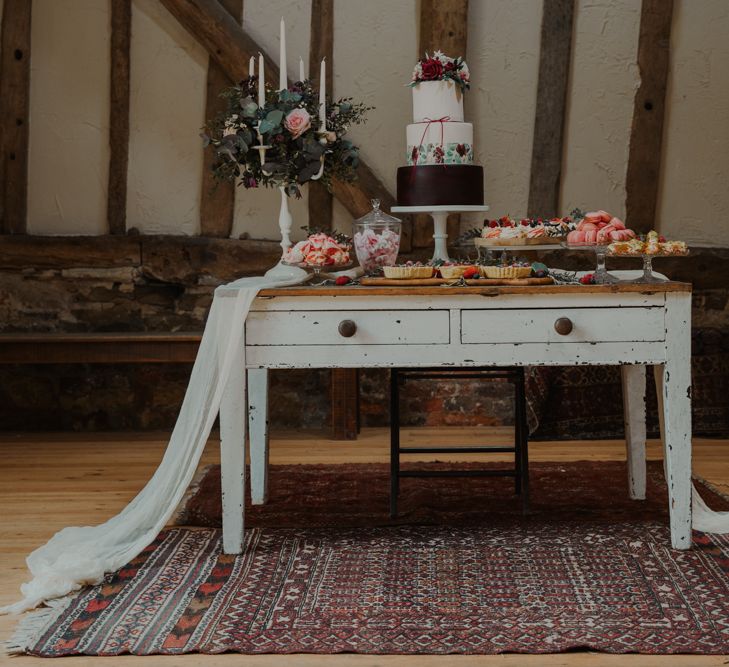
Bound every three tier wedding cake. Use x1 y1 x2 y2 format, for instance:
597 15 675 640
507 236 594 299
396 52 484 207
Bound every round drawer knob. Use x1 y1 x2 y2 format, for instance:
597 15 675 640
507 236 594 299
338 319 357 338
554 317 573 336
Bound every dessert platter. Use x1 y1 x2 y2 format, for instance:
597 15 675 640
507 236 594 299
558 210 637 284
608 231 689 283
391 52 488 262
475 216 574 247
359 260 553 287
283 232 353 283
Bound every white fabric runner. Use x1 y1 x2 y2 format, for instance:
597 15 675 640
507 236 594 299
2 271 729 616
0 275 305 615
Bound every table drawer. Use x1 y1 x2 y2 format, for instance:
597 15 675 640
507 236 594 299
461 307 665 344
247 310 450 346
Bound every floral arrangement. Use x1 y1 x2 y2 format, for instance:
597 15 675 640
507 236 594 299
203 78 371 198
409 51 470 93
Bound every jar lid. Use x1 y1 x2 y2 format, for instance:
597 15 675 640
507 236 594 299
355 199 401 225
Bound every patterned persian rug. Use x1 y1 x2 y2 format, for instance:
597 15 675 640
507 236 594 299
17 462 729 656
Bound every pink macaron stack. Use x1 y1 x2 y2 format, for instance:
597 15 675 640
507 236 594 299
566 210 636 245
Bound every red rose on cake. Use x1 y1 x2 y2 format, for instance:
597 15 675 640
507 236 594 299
420 58 444 81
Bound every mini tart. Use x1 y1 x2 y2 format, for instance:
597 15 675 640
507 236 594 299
382 265 434 279
439 265 477 280
474 236 544 247
481 265 533 279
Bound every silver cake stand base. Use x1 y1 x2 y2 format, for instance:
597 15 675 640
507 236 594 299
391 204 490 262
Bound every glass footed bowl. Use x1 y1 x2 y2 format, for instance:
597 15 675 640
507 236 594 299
560 241 619 284
282 259 354 284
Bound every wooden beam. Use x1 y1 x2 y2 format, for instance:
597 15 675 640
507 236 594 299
0 0 32 234
308 0 334 232
159 0 395 227
0 333 201 364
527 0 574 218
331 368 359 440
108 0 132 235
200 0 242 238
415 0 469 249
626 0 674 234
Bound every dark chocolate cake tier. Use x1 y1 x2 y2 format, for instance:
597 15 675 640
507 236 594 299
397 165 484 207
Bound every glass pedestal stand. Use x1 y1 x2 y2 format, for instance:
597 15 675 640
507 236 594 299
562 243 620 284
625 255 668 283
391 204 490 262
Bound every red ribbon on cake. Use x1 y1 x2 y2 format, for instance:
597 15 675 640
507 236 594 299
410 116 450 184
415 116 451 162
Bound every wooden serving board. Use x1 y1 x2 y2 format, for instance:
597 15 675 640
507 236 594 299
359 276 554 287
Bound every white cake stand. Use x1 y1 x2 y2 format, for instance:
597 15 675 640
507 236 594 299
391 204 490 261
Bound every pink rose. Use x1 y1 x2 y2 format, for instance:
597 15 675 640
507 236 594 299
284 108 311 139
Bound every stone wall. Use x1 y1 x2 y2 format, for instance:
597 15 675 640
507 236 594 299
1 236 727 435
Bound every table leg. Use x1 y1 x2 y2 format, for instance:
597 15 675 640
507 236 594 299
661 292 693 550
248 368 270 505
621 365 647 500
220 341 246 555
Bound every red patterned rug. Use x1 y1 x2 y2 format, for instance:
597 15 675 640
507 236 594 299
18 463 729 656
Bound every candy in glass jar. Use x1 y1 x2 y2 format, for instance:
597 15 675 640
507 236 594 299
352 199 402 272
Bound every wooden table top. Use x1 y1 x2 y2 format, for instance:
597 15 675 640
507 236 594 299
256 282 692 298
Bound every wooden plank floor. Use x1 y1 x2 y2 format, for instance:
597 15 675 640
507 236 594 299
1 427 729 666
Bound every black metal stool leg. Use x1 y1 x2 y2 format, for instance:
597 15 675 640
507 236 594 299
514 376 523 496
517 369 530 514
390 368 400 518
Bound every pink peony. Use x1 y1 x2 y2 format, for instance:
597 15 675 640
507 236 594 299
284 108 311 139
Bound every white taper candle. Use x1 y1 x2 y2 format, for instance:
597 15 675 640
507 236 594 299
319 58 326 132
249 56 255 78
299 57 305 82
279 17 287 91
258 53 265 108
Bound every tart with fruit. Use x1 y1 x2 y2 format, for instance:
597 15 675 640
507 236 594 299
480 260 533 279
382 261 434 279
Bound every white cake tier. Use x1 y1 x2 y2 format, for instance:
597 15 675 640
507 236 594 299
405 121 473 165
412 80 464 123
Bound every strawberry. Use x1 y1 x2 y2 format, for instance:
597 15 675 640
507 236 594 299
579 273 595 285
463 266 479 279
335 276 351 286
488 220 498 228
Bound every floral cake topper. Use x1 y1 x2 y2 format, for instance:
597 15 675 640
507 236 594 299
409 51 470 93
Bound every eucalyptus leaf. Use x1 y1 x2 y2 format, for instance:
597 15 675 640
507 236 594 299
200 133 211 148
239 96 258 117
239 128 253 146
339 102 352 113
266 109 284 126
297 160 323 183
258 119 274 134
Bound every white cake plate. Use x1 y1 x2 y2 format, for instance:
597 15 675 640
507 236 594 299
391 204 490 262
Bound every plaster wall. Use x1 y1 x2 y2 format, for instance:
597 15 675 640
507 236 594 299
27 0 110 235
465 0 542 225
658 0 729 246
127 0 207 236
16 0 729 246
560 0 641 221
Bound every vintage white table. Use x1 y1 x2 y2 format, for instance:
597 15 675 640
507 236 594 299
218 282 692 552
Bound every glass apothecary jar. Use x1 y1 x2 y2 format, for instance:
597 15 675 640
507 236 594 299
352 199 402 272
